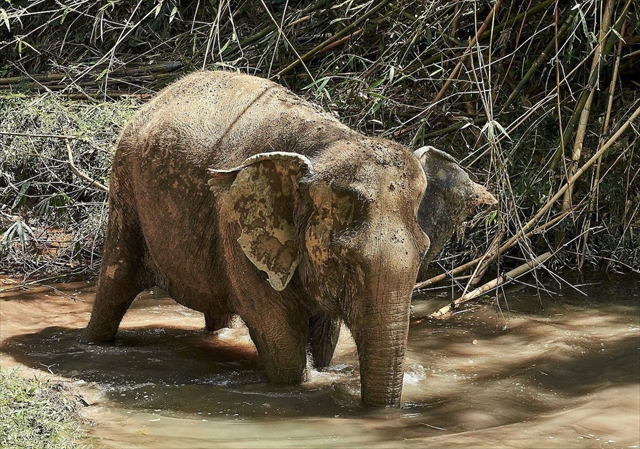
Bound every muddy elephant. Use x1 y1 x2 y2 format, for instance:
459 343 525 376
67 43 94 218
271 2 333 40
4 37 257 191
85 70 430 407
413 146 497 280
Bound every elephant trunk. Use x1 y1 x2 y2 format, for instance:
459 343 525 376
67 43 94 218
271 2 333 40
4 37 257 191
345 265 415 407
352 302 410 407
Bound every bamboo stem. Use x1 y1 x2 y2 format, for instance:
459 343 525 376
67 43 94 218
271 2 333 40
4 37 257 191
502 9 576 110
579 19 626 269
431 0 503 106
561 0 615 215
549 0 630 171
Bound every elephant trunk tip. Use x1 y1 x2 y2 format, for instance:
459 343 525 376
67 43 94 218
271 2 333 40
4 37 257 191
471 182 498 210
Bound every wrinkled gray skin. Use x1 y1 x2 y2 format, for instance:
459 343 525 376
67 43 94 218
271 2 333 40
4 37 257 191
413 146 497 280
84 71 430 408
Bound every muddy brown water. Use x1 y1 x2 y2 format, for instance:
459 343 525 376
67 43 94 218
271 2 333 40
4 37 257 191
1 273 638 448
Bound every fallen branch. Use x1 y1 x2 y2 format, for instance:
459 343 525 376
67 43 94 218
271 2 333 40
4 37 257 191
414 210 569 291
0 62 183 86
420 251 552 321
0 131 80 140
66 142 109 193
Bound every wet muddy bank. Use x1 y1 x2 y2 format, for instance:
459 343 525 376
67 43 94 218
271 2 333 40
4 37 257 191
1 274 638 448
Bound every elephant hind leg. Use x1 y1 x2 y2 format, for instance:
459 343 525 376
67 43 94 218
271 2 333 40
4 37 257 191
308 313 341 369
85 181 152 343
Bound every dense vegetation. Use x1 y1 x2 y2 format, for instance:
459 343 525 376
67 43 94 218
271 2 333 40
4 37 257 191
1 0 639 286
0 368 90 449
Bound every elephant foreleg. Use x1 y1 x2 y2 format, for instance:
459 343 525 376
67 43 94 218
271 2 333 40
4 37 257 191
308 313 341 369
244 308 308 385
204 312 235 332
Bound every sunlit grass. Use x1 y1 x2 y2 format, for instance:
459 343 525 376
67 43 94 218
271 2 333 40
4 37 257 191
0 368 92 449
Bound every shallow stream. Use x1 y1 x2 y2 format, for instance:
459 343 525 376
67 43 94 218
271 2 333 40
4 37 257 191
1 273 638 448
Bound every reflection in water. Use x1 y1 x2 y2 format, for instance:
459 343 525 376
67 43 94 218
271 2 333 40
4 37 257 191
0 274 639 448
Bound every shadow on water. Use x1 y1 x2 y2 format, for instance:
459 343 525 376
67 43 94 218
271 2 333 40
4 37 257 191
1 273 639 448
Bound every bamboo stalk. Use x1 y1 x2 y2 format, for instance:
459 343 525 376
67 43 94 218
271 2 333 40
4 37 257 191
561 0 615 214
424 252 552 320
490 0 555 36
550 0 630 170
414 210 569 291
431 0 503 105
579 19 626 269
502 9 576 110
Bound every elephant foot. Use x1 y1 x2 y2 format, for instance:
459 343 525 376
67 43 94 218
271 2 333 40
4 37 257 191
80 316 120 344
82 321 118 344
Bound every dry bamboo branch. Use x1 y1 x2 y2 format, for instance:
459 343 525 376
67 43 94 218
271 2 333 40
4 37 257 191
0 131 81 140
0 62 183 86
414 210 570 291
424 251 552 320
561 0 615 214
66 142 109 193
468 227 504 287
431 0 503 105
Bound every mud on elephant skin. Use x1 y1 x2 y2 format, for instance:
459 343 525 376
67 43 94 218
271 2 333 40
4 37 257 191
84 70 431 408
413 146 497 281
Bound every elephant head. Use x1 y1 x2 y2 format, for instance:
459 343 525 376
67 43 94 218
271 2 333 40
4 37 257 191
209 143 430 407
414 146 497 278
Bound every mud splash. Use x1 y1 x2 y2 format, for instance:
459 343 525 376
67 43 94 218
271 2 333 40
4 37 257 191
1 274 638 448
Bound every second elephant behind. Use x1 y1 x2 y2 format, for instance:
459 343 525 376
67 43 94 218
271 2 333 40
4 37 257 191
413 146 497 280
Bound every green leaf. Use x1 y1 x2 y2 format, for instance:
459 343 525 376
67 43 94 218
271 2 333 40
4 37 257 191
0 8 9 31
493 120 511 140
95 68 108 82
610 27 625 43
369 78 385 89
17 222 26 248
154 0 163 18
60 8 68 25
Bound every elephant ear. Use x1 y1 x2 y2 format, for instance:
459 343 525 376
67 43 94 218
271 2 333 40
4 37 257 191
208 152 313 291
414 145 459 166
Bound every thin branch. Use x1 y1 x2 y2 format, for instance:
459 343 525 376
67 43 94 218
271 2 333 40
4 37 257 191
422 252 552 321
66 142 109 192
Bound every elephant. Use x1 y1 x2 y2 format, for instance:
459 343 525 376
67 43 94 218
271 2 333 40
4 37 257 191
84 70 431 407
413 146 497 280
